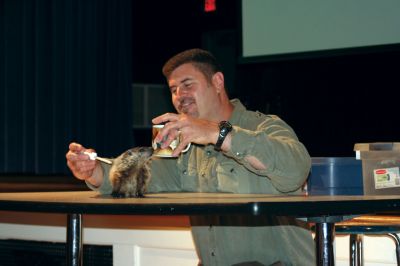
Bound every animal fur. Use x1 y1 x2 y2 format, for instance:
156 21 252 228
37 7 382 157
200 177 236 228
109 147 153 198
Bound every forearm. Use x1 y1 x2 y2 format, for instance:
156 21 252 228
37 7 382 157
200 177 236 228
84 163 104 187
85 162 113 194
220 133 267 170
224 126 311 192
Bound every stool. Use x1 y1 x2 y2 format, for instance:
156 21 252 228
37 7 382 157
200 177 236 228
335 215 400 266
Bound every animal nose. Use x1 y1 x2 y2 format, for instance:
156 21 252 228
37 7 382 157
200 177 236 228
140 147 153 156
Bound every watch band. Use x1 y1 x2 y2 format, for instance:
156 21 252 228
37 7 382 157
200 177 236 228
215 121 232 151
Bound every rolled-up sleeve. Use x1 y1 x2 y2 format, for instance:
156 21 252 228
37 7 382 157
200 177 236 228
225 114 311 193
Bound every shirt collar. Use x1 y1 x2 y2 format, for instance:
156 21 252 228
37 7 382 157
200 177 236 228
229 98 246 125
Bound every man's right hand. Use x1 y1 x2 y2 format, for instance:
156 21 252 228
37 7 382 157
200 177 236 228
66 142 103 187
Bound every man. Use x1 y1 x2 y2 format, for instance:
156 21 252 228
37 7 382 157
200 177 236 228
66 48 315 265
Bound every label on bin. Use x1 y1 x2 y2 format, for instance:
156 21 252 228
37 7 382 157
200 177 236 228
373 167 400 189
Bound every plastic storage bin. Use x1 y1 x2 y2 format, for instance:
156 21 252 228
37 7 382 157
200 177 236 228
354 142 400 195
307 157 363 195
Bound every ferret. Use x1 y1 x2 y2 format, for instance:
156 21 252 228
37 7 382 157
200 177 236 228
108 147 153 198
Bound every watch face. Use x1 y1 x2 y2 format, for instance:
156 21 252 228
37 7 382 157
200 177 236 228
215 121 232 151
219 121 232 136
219 121 232 130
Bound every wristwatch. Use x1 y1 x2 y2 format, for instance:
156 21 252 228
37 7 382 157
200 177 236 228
214 121 233 151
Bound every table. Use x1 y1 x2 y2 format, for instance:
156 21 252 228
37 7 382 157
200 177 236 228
0 191 400 266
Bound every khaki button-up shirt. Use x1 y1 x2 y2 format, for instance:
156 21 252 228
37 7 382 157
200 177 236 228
92 99 315 266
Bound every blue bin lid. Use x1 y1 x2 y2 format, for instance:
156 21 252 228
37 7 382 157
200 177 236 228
308 157 363 195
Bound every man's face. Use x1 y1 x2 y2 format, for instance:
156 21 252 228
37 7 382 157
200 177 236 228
167 63 219 119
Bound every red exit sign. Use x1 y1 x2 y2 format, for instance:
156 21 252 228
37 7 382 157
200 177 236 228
205 0 216 12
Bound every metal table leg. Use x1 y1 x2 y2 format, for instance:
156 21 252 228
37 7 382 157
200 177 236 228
310 215 345 266
315 222 335 266
66 213 83 266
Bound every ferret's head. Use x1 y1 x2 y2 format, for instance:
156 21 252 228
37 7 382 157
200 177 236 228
109 146 154 198
111 146 153 171
121 146 153 164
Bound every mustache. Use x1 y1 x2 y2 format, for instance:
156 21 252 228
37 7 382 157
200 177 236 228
178 97 195 107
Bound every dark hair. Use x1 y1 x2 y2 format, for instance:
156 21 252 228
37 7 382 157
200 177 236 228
162 48 222 82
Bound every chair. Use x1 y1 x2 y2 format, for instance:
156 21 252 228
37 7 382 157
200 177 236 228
335 215 400 266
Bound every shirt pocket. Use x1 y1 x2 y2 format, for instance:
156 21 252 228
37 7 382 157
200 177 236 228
216 161 272 193
216 161 239 193
177 162 200 192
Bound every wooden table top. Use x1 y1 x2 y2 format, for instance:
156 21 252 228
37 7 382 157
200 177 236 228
0 191 400 217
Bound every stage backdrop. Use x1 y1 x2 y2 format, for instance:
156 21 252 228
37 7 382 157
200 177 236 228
0 0 132 174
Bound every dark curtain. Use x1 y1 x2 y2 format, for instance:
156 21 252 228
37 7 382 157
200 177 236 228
0 0 133 174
